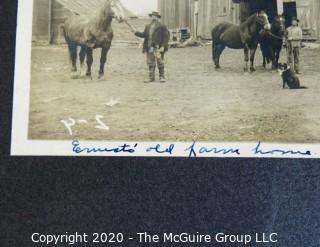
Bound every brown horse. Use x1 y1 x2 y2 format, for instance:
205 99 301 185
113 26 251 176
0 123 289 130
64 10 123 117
211 11 271 72
259 14 286 69
63 0 127 79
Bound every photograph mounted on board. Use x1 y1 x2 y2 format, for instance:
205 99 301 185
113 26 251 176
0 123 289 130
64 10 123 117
11 0 320 157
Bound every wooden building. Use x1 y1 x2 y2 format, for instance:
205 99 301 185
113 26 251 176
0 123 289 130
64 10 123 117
157 0 191 30
294 0 320 40
32 0 136 44
32 0 51 42
158 0 240 39
158 0 320 40
196 0 240 38
238 0 320 40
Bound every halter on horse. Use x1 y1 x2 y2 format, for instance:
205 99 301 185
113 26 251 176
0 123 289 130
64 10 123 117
63 0 127 79
211 11 271 72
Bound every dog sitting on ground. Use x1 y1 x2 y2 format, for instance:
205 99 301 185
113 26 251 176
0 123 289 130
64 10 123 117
278 63 307 89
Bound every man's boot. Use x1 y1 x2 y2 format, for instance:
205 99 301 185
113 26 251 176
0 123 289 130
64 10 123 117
295 64 301 74
144 66 155 83
159 66 166 83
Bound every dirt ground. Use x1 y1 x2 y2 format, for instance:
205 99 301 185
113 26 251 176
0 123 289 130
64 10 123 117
28 41 320 143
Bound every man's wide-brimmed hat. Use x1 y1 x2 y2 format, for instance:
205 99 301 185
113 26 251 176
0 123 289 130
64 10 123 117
292 17 300 22
149 11 161 18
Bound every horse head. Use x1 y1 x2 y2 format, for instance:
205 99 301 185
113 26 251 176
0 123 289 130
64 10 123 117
272 15 286 36
256 11 271 30
107 0 127 22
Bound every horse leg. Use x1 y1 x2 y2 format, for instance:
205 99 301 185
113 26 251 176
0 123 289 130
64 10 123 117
212 41 216 64
214 44 221 69
214 44 225 69
217 45 226 69
270 49 276 70
262 55 266 68
86 48 93 79
274 49 280 69
249 47 257 72
98 43 111 79
244 45 249 72
79 46 87 77
211 30 217 66
67 41 78 73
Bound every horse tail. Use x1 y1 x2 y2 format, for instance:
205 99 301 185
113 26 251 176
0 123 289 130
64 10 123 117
61 24 77 63
211 28 216 61
61 24 66 39
61 24 70 45
211 25 222 62
61 24 70 57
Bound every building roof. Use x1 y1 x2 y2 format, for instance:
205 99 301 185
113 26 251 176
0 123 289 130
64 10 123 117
55 0 136 17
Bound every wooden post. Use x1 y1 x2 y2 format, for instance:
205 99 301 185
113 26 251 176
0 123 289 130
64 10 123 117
277 0 284 14
180 0 205 47
194 0 199 38
48 0 52 44
317 0 320 40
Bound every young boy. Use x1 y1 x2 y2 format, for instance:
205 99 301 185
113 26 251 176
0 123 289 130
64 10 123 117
286 17 303 74
131 12 170 83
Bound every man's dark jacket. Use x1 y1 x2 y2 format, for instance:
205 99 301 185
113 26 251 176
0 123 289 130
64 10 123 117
135 22 170 53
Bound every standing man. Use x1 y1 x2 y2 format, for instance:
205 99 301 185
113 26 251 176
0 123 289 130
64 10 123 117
286 17 303 74
131 11 170 83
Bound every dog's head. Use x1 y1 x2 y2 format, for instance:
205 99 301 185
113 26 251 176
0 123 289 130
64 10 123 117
278 63 290 75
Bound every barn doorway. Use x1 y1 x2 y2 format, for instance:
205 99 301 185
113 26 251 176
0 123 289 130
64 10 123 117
283 2 298 27
250 0 278 21
239 0 278 23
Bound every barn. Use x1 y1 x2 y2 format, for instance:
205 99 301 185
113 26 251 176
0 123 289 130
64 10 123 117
158 0 240 39
32 0 320 43
237 0 320 40
32 0 136 44
158 0 320 40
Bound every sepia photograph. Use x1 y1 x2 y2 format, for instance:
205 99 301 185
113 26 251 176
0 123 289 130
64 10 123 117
3 1 320 245
10 0 320 156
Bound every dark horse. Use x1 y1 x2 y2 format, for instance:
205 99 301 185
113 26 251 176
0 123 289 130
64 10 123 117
211 11 271 72
260 15 286 69
63 0 126 79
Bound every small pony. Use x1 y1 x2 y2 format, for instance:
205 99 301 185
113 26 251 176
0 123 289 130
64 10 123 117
211 11 271 72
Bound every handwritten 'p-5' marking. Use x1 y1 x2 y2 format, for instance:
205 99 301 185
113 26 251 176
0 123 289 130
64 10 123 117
61 115 110 136
61 118 76 136
95 115 110 131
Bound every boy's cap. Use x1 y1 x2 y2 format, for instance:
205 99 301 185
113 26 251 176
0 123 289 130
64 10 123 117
149 11 161 18
292 17 300 22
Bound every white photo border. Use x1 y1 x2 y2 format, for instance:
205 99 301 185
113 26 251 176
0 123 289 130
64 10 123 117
10 0 320 158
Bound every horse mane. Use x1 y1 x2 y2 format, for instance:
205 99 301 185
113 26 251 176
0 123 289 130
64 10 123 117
239 13 259 40
241 12 261 27
238 12 268 44
88 0 113 31
267 15 285 39
272 16 284 29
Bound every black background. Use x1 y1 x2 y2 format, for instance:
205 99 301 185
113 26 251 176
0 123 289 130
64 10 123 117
1 1 319 246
